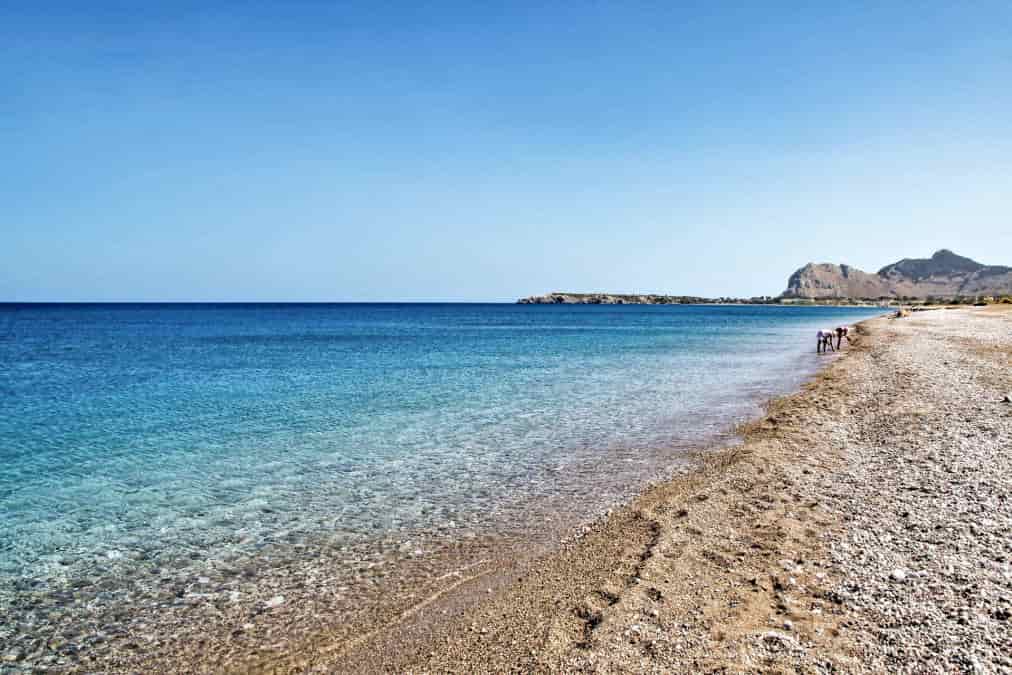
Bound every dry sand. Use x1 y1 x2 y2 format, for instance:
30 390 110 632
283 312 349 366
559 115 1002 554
256 306 1010 674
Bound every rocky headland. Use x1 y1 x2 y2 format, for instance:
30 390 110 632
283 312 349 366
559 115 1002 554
782 249 1012 300
519 250 1012 304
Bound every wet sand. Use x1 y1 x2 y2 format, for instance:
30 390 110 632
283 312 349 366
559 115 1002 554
266 306 1011 673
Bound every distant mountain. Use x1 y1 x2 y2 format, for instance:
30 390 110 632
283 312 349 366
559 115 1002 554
782 249 1012 299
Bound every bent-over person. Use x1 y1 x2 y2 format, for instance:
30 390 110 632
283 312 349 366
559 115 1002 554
835 325 851 349
817 328 835 353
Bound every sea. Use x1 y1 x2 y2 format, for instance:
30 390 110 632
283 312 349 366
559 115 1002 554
0 302 882 661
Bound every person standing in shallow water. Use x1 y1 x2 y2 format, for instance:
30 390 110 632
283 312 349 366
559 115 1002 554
817 329 835 353
836 325 852 350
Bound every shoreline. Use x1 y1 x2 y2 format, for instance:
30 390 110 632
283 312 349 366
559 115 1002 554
268 327 873 672
269 305 1011 672
234 317 881 672
3 310 879 672
1 313 877 673
10 306 1009 672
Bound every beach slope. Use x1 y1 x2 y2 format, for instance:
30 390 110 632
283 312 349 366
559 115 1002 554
296 306 1012 673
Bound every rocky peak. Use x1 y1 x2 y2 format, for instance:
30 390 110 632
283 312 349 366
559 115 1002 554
783 250 1012 299
878 249 985 281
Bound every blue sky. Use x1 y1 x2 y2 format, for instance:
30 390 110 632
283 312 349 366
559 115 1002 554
3 2 1010 301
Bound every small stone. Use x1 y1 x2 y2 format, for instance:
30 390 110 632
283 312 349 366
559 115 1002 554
783 619 794 631
890 569 907 582
762 631 797 651
3 651 22 663
264 595 285 608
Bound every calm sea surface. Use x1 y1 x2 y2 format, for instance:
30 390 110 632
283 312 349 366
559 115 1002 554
0 303 880 606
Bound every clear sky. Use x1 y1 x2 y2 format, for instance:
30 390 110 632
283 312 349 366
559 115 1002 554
3 2 1010 301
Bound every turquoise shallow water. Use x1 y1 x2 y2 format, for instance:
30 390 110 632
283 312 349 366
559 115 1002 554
0 303 880 601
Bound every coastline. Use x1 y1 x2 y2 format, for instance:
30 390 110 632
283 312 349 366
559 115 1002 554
265 306 1011 672
7 306 1009 672
258 322 879 673
1 306 877 674
235 316 882 672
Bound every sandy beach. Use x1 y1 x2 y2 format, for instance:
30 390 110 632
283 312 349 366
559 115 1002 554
246 305 1010 674
12 306 1009 673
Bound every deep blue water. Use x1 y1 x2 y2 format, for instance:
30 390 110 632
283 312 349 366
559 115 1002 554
0 303 881 587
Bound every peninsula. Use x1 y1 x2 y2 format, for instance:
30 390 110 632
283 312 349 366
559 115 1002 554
517 292 771 305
